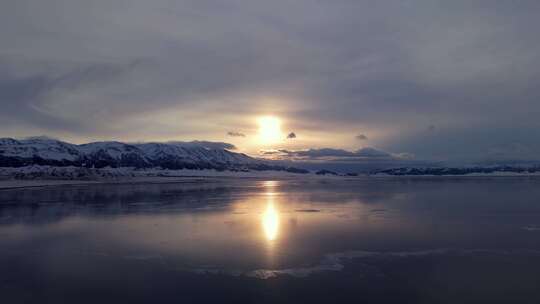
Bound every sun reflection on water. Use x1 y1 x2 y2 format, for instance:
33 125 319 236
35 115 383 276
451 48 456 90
262 200 279 241
261 181 280 242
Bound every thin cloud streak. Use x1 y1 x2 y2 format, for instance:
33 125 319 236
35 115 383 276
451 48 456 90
227 131 246 137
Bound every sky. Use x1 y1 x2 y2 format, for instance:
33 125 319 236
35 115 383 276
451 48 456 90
1 0 540 163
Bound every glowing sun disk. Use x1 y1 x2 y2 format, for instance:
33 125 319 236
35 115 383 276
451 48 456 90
258 116 282 145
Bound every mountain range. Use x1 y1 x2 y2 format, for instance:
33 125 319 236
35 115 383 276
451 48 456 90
0 137 306 173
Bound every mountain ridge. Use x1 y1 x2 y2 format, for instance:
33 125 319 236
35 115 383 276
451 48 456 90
0 137 305 173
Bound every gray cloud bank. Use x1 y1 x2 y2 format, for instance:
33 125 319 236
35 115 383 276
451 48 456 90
1 1 540 162
261 147 413 161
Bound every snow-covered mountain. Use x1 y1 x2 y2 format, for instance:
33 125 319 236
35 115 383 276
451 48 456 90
0 137 82 166
0 137 300 172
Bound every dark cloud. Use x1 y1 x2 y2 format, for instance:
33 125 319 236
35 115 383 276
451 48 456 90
227 131 246 137
356 134 368 140
286 132 296 139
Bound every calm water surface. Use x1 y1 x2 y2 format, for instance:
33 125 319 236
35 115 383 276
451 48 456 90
2 178 540 303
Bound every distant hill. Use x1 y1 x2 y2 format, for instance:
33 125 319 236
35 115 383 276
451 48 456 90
371 166 540 176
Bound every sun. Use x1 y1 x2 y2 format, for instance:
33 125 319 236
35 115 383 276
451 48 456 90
257 116 283 145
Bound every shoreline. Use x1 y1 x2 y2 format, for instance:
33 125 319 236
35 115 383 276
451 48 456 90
0 170 343 190
2 173 540 191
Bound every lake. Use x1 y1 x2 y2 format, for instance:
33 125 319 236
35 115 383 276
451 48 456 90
2 177 540 303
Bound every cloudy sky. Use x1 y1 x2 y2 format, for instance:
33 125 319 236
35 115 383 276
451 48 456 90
1 0 539 162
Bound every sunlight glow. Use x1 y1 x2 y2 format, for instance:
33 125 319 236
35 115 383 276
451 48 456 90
257 116 283 145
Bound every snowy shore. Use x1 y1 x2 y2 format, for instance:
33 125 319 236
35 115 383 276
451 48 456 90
0 166 330 190
3 165 540 190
